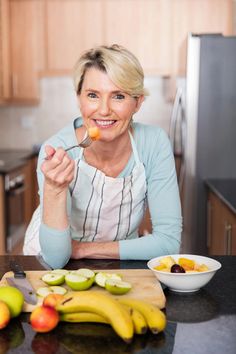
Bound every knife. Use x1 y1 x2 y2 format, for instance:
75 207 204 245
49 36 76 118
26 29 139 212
6 261 38 305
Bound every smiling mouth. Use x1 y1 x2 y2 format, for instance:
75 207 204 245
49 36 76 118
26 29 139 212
95 120 116 127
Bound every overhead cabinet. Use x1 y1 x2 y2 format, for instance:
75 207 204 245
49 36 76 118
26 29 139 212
0 0 44 103
44 0 233 76
8 0 44 102
0 0 234 104
44 0 104 74
0 0 10 102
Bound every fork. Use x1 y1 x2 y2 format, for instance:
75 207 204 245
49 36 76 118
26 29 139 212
44 134 93 160
65 134 93 152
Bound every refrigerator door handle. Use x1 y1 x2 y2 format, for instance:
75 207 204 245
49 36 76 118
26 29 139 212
169 88 183 152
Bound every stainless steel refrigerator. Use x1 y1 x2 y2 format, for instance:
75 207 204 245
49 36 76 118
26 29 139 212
181 33 236 255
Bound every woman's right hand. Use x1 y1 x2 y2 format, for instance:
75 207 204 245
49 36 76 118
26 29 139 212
41 145 75 193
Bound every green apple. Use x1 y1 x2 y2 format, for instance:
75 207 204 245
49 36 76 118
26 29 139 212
71 268 95 279
105 279 132 295
50 286 67 295
36 287 52 298
36 286 67 297
95 272 122 287
65 272 94 291
50 269 69 276
41 273 65 286
0 286 24 318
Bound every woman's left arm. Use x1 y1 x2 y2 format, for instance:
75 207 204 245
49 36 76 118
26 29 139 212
71 239 119 259
119 128 182 260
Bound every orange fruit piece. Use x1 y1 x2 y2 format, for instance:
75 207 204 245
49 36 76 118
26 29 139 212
178 257 195 271
88 127 100 140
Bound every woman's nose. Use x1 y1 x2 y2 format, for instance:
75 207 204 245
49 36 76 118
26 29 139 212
98 97 111 116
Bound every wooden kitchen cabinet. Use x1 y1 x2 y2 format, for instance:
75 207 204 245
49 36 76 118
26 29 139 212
44 0 104 74
0 175 5 254
104 0 233 76
170 0 233 75
103 0 172 76
0 0 234 105
0 0 44 104
207 191 236 255
23 156 39 226
44 0 233 76
0 0 10 102
8 0 44 102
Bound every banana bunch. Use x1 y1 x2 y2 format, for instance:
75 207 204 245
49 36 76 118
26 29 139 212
56 290 166 343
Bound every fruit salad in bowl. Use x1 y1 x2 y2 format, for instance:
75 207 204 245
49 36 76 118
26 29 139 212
147 254 221 293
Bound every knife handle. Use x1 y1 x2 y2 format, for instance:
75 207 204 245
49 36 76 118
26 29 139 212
10 261 26 279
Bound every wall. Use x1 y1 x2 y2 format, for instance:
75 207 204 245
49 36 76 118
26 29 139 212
0 76 185 150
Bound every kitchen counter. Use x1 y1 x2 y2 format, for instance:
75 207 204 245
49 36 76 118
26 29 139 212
0 149 38 174
0 256 235 353
206 179 236 214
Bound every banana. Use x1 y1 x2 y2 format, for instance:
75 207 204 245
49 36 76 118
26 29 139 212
60 311 108 324
118 298 166 334
60 306 147 335
56 291 134 343
122 304 147 335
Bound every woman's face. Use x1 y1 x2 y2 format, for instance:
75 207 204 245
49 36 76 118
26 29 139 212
78 67 144 142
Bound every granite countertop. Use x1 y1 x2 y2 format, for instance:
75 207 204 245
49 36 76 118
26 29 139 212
0 149 38 174
206 179 236 214
0 256 235 354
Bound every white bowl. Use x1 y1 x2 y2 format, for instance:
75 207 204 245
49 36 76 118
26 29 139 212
147 254 222 293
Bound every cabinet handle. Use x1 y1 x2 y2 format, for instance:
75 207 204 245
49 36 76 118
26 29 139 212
224 223 232 255
207 200 212 249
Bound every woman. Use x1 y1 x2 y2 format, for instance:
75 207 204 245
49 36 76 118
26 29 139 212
23 44 182 269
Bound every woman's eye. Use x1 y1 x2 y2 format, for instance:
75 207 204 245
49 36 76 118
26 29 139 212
114 93 125 100
88 92 97 98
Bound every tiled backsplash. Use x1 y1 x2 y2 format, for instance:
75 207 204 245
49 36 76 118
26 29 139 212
0 76 185 150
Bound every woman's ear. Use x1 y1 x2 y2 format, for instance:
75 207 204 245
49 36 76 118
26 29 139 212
134 95 145 113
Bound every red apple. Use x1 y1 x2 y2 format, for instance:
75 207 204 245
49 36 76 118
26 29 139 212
30 306 59 333
43 294 64 309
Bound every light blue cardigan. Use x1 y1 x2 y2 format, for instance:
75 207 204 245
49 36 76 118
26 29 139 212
38 118 182 268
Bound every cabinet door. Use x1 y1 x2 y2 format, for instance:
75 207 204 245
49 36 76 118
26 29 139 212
0 175 6 254
207 192 225 255
221 202 236 255
208 191 236 255
104 0 172 76
45 0 104 74
9 0 43 102
0 0 10 101
170 0 233 75
104 0 233 76
23 157 39 226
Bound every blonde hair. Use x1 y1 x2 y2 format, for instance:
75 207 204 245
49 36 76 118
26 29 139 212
73 44 148 97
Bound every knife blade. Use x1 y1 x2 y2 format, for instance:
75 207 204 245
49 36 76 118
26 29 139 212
6 261 38 305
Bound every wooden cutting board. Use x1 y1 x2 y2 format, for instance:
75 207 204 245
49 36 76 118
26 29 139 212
0 269 166 312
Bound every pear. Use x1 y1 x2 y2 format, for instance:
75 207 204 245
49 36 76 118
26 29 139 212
41 273 65 286
105 279 132 295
